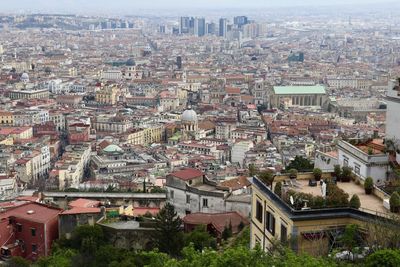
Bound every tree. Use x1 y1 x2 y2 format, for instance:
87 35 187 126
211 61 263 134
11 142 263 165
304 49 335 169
286 156 314 172
390 192 400 213
152 202 184 256
313 168 322 181
349 194 361 209
364 177 374 195
248 164 257 177
274 181 282 197
341 166 353 182
340 224 359 258
258 170 274 186
70 224 105 252
333 165 342 180
365 249 400 267
184 225 217 251
222 222 233 241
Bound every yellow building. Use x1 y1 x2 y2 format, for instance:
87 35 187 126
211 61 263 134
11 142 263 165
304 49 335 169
0 111 14 126
95 86 120 105
143 124 164 145
124 128 145 145
249 176 390 256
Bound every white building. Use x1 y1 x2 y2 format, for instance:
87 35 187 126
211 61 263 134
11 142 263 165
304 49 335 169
386 79 400 141
165 168 251 217
101 69 122 80
231 140 254 167
337 140 389 183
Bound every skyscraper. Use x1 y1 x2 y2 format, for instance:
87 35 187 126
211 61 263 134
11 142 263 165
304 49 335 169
176 56 182 70
219 18 227 38
194 18 206 37
180 17 190 34
234 16 248 28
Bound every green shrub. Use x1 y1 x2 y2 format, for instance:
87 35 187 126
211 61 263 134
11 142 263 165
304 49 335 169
274 182 282 197
349 194 361 209
390 192 400 213
341 166 353 182
364 177 374 194
326 183 349 207
333 165 341 179
313 168 322 181
365 249 400 267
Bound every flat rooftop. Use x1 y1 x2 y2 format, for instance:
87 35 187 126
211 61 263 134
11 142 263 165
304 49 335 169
273 85 326 95
281 180 387 215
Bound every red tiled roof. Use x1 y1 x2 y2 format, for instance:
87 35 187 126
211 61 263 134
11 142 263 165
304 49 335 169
218 176 251 191
0 202 62 223
170 168 203 181
68 198 101 208
62 207 101 215
183 212 249 234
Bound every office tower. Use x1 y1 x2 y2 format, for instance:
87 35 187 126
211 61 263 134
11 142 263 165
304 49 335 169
219 18 227 37
159 25 166 34
206 22 216 35
180 17 190 34
234 16 248 28
177 56 182 70
194 18 206 37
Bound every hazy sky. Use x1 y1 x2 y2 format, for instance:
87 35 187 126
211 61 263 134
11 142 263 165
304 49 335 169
2 0 397 13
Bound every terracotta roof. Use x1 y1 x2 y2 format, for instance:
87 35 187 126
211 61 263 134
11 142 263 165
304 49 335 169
0 202 62 223
218 176 251 191
62 207 101 215
68 198 101 208
169 168 203 181
183 212 249 234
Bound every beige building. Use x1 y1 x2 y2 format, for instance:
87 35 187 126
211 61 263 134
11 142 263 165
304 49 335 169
95 85 120 105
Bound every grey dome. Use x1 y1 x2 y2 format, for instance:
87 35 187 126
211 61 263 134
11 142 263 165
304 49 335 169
182 109 198 122
20 73 29 82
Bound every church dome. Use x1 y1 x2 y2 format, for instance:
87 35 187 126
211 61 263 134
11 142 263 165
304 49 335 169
20 72 29 82
182 109 198 122
103 144 123 153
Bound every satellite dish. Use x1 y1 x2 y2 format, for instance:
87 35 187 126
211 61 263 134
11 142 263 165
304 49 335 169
290 195 294 205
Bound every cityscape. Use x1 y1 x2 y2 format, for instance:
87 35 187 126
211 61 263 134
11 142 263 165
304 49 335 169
0 0 399 266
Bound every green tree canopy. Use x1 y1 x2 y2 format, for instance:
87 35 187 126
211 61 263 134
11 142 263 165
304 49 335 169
152 202 184 257
286 156 314 172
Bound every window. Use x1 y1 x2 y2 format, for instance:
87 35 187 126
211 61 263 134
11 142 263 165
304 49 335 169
170 190 174 199
255 200 263 223
343 156 349 167
186 195 190 204
281 224 287 243
354 164 360 175
266 211 275 236
32 244 37 253
202 198 208 208
16 223 22 232
31 228 36 237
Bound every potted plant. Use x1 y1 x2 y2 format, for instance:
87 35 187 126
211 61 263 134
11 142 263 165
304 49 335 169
274 181 282 197
349 194 361 209
288 169 298 179
334 164 342 181
313 168 322 181
390 192 400 213
364 177 374 195
341 166 352 182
